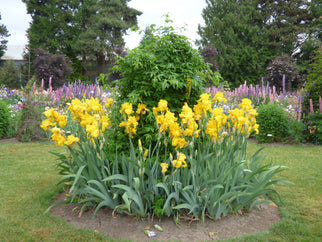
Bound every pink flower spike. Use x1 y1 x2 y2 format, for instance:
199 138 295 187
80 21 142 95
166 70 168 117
309 99 314 114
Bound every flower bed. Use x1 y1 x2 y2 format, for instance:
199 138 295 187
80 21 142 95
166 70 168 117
42 92 290 221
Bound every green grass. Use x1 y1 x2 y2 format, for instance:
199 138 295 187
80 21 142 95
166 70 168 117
0 141 321 241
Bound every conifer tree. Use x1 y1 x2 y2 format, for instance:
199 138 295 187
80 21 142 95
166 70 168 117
197 0 268 87
0 13 10 59
23 0 141 81
258 0 312 56
73 0 142 73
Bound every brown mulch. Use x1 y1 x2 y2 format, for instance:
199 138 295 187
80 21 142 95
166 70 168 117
0 137 20 143
51 193 280 241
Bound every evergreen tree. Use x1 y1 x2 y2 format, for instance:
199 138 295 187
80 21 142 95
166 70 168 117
258 0 312 56
73 0 142 73
197 0 268 88
23 0 76 55
0 13 10 59
23 0 141 81
294 0 321 77
198 0 313 88
310 0 322 42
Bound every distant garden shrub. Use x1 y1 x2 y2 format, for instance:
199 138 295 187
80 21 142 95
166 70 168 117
33 48 73 89
305 113 322 145
0 100 9 139
287 119 306 144
256 103 289 143
17 85 46 142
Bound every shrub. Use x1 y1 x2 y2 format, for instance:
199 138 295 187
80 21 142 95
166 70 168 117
111 21 213 148
266 54 299 92
256 103 289 143
305 113 322 145
17 86 46 142
112 27 209 111
33 48 73 89
0 100 9 139
287 119 306 144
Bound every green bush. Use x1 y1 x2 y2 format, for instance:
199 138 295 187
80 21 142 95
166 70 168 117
305 113 322 145
287 119 306 144
256 103 289 143
0 100 10 139
111 21 213 149
112 25 210 111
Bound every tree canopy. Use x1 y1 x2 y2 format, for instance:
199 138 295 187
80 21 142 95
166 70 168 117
0 13 10 59
197 0 269 88
23 0 142 82
197 0 315 88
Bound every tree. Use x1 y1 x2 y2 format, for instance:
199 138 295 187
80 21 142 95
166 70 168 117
197 0 268 88
23 0 76 55
258 0 312 56
0 13 10 59
73 0 142 73
197 0 314 88
0 60 21 89
295 0 322 76
33 48 73 89
310 0 322 42
23 0 142 79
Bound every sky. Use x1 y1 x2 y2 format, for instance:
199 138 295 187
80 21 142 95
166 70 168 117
0 0 207 53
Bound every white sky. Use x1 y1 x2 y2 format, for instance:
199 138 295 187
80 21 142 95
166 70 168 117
0 0 206 52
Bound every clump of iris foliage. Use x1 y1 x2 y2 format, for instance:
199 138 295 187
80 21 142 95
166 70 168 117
41 92 290 222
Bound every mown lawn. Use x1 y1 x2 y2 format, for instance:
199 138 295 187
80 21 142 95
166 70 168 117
0 141 321 241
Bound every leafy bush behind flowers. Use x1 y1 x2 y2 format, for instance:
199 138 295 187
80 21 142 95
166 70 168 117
42 91 290 221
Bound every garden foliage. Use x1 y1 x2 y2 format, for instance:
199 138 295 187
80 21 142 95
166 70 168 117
0 99 9 138
256 103 289 143
111 22 213 148
305 113 322 145
42 92 290 221
0 60 21 89
33 48 73 89
112 24 210 112
303 47 322 116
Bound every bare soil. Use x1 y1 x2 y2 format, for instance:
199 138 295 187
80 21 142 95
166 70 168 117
0 137 19 143
51 193 280 241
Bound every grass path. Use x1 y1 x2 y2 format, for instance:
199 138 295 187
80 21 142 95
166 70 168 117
0 141 321 241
